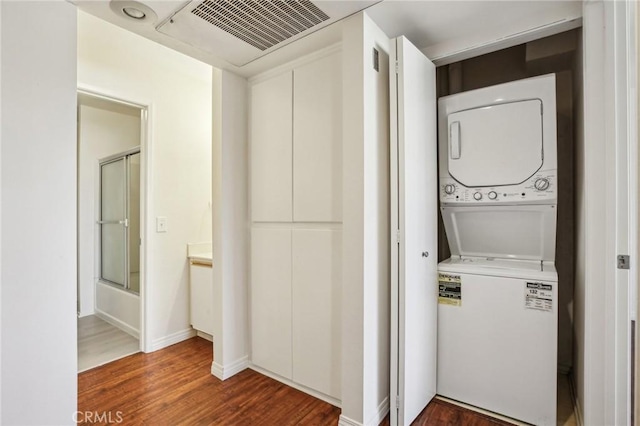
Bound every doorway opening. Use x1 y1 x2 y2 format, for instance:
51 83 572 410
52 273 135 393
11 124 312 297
77 91 148 372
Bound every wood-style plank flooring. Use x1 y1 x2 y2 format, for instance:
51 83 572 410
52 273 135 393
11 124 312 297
78 337 513 425
78 315 139 373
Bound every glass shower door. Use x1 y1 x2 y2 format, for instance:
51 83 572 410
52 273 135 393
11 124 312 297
99 151 140 293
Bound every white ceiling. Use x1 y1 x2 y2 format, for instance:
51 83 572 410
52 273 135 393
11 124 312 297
73 0 582 78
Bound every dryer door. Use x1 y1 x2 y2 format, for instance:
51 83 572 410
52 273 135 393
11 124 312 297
447 100 543 187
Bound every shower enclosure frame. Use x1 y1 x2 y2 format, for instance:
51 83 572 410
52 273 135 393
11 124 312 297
98 147 141 294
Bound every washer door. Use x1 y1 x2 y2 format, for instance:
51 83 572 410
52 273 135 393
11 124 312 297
441 204 557 261
447 99 543 187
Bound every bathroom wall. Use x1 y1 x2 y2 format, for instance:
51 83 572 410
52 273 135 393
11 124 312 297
78 10 212 351
77 97 140 318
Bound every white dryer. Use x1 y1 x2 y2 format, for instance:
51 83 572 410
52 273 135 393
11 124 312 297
436 74 558 425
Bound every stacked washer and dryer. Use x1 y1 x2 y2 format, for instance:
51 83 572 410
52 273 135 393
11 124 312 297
436 74 559 425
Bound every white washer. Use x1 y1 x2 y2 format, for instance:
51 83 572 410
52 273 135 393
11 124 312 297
437 74 558 425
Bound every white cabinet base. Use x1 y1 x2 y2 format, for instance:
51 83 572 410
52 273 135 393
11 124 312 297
190 263 214 336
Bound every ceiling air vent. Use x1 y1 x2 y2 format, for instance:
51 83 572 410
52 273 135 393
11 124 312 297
190 0 330 51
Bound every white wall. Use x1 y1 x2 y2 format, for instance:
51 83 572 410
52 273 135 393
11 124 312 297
78 11 212 351
1 1 78 424
341 12 391 426
211 68 249 379
77 101 140 317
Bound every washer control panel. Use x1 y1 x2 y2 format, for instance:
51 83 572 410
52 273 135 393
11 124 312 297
440 170 557 205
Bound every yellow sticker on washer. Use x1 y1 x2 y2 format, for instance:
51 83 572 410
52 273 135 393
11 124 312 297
438 273 461 306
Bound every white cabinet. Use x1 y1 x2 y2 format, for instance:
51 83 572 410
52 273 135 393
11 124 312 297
251 71 293 222
292 229 342 399
250 51 341 223
190 260 213 336
250 227 292 379
250 50 342 401
293 53 342 222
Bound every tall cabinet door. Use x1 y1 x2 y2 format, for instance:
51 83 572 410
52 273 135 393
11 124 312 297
390 36 438 426
251 227 292 379
292 229 342 399
293 52 342 222
251 72 293 222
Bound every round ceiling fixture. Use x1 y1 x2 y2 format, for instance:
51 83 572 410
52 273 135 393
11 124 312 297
123 7 146 20
109 1 157 24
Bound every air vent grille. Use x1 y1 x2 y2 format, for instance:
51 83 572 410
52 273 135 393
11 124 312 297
191 0 330 51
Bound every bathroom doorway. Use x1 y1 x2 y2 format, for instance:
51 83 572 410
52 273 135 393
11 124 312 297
77 91 148 372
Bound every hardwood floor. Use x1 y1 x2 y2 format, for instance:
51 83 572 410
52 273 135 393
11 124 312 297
78 315 139 373
78 337 512 425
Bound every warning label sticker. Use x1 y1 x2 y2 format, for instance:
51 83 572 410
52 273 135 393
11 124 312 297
524 282 553 312
439 273 461 306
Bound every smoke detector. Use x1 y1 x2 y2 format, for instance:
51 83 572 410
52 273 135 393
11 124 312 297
157 0 378 66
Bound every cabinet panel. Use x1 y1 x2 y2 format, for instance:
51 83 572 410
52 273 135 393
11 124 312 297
293 53 342 222
190 263 213 336
251 227 292 379
251 72 293 222
292 229 341 398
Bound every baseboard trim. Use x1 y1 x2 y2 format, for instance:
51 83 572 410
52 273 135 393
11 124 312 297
77 309 95 319
211 356 249 381
366 396 389 426
338 415 362 426
149 328 196 352
248 364 341 408
95 309 139 339
196 331 213 342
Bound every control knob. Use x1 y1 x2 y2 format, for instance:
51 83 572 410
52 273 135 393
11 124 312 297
534 178 550 191
444 184 456 195
473 192 483 201
488 191 497 200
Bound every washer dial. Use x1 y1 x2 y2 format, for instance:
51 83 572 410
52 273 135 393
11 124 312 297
473 192 483 201
534 178 550 191
444 184 456 195
488 191 497 200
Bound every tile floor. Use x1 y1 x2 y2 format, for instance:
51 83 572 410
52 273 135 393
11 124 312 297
77 315 139 373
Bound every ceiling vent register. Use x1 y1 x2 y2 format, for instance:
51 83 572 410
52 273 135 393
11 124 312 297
191 0 330 51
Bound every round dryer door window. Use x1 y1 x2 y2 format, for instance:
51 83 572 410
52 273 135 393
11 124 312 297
447 99 543 187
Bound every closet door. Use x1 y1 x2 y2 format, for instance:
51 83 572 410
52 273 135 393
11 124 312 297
251 72 293 222
390 36 438 426
293 52 342 222
251 227 292 379
292 229 341 398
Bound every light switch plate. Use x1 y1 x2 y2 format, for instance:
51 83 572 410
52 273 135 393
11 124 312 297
156 216 167 233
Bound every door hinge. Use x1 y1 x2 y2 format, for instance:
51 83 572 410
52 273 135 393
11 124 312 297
396 230 401 244
373 47 379 72
395 61 399 74
395 395 401 409
618 254 631 270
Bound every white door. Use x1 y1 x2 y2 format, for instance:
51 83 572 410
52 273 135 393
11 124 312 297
390 36 438 426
